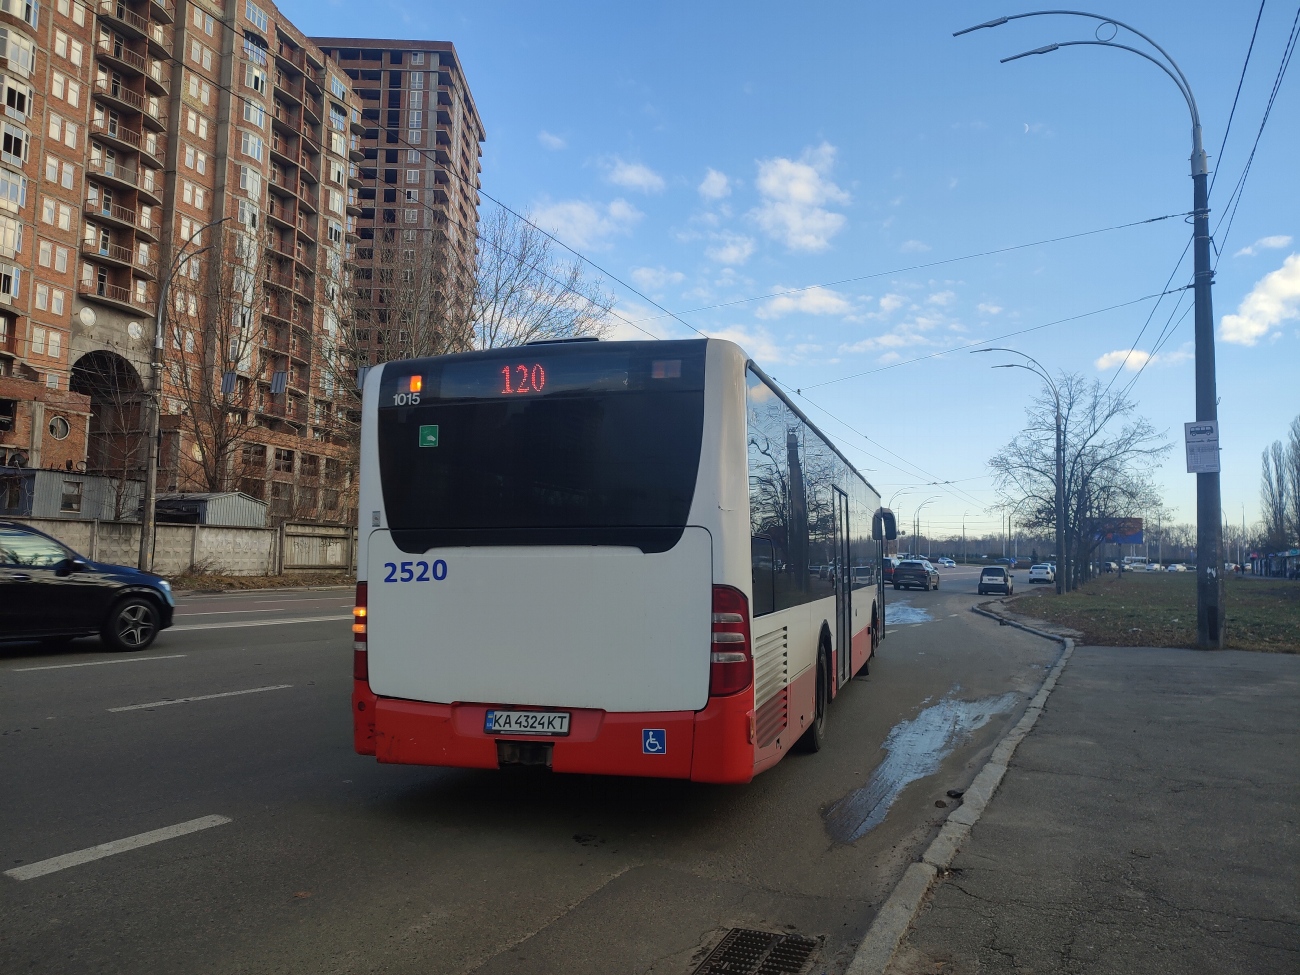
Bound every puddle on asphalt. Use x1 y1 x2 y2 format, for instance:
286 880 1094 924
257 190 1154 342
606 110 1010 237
887 600 933 625
823 690 1019 843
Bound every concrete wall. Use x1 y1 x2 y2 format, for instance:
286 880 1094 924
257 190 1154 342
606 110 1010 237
15 518 356 577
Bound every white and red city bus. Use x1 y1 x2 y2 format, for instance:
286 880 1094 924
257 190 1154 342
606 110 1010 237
351 338 892 783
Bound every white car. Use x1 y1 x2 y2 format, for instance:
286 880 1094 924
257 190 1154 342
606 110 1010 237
1167 563 1187 572
1028 564 1055 584
1146 563 1162 572
936 557 956 568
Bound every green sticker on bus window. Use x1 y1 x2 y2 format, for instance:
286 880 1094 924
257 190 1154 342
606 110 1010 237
419 424 439 447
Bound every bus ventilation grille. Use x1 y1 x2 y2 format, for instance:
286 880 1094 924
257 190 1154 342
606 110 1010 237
755 689 788 749
690 928 820 975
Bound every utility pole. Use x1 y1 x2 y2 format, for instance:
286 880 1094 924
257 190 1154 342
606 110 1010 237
957 9 1221 639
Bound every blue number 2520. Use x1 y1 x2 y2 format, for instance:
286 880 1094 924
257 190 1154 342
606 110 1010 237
382 560 448 583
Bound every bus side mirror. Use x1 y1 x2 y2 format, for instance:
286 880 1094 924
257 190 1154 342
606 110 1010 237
872 509 898 541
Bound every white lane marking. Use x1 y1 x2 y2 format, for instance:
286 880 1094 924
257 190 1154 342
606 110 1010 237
4 815 231 881
13 654 187 673
109 684 292 712
170 615 350 632
175 607 283 617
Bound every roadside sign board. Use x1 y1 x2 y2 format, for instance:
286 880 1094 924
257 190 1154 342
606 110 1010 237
1184 421 1220 474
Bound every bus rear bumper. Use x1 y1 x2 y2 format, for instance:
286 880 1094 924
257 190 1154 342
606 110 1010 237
354 682 755 783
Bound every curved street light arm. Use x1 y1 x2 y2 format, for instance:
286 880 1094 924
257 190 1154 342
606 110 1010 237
1003 40 1196 126
953 8 1199 127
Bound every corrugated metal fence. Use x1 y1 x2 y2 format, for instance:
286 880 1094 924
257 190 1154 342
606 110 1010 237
13 518 356 577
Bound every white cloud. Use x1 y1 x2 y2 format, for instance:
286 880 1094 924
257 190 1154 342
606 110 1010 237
926 290 956 307
1220 253 1300 346
879 294 906 314
977 302 1003 315
629 266 685 291
1095 343 1194 371
756 286 853 320
537 130 566 150
750 142 850 252
706 232 756 266
839 313 947 357
532 198 643 250
698 168 731 200
1234 235 1292 258
900 239 931 253
605 157 665 193
1095 349 1151 371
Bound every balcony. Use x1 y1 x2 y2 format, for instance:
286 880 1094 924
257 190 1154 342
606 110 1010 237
92 77 167 130
264 268 295 292
86 156 158 202
150 0 174 24
302 93 322 124
276 43 307 75
348 136 365 162
298 184 318 213
146 59 169 95
96 35 148 75
267 199 295 229
274 73 304 105
90 117 165 166
87 197 141 231
351 110 366 136
78 277 152 315
270 135 300 169
347 164 363 188
271 103 299 135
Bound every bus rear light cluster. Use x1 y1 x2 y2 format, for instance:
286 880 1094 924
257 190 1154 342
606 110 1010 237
352 581 369 681
709 585 752 696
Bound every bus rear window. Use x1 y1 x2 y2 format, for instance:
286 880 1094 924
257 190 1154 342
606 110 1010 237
375 341 707 552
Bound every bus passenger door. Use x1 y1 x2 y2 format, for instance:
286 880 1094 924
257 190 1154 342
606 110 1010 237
834 488 852 686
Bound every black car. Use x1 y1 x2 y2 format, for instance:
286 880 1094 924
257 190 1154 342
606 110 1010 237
893 559 940 591
0 521 175 651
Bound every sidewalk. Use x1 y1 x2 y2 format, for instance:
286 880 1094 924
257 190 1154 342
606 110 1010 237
886 645 1299 974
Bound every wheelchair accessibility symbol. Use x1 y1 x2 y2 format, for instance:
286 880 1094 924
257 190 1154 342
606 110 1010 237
642 729 666 755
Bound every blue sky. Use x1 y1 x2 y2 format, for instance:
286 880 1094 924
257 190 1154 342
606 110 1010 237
297 1 1300 540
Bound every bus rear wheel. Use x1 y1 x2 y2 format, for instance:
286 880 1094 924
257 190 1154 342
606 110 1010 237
797 644 829 753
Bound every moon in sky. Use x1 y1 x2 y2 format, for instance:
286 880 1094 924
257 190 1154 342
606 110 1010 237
1024 123 1029 133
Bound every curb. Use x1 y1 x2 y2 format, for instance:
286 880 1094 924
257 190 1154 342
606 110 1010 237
844 609 1075 975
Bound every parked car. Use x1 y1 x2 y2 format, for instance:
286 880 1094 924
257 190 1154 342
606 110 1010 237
936 557 956 568
1102 561 1117 573
1147 562 1162 572
0 521 175 651
1028 564 1055 584
994 557 1018 568
881 556 901 584
978 566 1014 595
894 559 940 591
1167 563 1187 572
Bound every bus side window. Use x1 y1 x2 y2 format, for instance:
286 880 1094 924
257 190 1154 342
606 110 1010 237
751 536 776 616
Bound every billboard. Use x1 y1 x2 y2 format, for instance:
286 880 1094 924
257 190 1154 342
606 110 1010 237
1097 518 1143 545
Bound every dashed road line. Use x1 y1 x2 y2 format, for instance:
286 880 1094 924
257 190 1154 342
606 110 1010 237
12 654 187 673
5 815 232 881
109 684 292 712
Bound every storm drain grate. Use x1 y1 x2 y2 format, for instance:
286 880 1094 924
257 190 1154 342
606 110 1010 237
691 928 820 975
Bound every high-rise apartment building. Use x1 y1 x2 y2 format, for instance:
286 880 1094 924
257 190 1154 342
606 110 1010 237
1 0 372 522
310 38 484 360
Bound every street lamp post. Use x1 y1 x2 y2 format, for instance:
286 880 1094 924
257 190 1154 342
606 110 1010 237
914 496 940 560
138 216 230 571
973 349 1064 594
962 510 969 564
957 9 1221 642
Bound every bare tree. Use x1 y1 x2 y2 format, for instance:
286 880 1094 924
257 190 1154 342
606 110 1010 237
1287 415 1300 547
472 207 614 349
165 226 270 492
989 373 1170 590
1260 439 1289 550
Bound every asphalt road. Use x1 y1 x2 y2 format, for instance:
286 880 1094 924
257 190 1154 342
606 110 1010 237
0 567 1057 974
